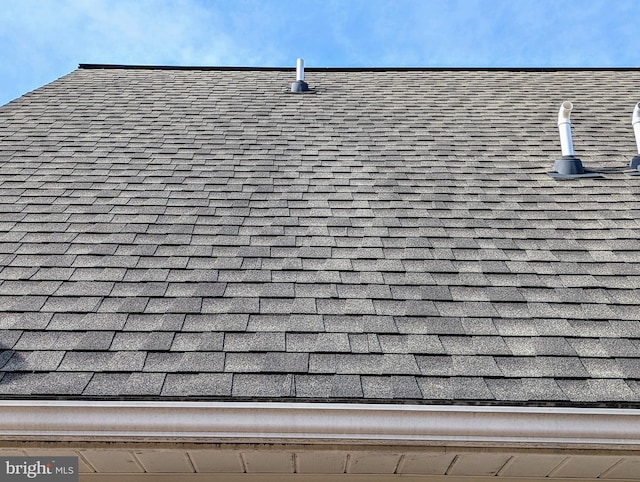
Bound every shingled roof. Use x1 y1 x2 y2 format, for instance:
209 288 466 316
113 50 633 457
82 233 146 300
1 65 640 406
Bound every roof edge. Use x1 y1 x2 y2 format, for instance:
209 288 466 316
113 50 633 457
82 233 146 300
78 63 640 72
2 400 640 449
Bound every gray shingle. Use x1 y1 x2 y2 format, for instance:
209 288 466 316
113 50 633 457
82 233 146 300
48 313 127 330
486 378 568 402
333 354 420 375
165 282 226 297
0 295 47 312
451 356 502 376
259 297 317 314
0 330 22 349
378 335 445 354
390 285 451 301
224 332 285 352
417 377 494 400
59 351 146 371
124 314 185 331
495 356 589 378
460 318 498 335
558 379 637 402
415 356 453 376
567 338 610 357
294 283 338 298
144 352 224 372
146 297 202 314
0 348 17 369
167 269 219 282
0 313 52 329
225 352 308 373
374 299 438 317
123 268 170 282
97 296 149 313
162 373 233 396
394 317 464 335
232 374 294 397
605 338 640 357
567 320 616 337
0 373 46 395
295 374 363 398
186 257 243 270
581 358 626 378
183 313 247 331
414 376 454 400
247 314 324 332
70 267 127 281
111 282 168 297
0 372 92 395
0 280 62 295
361 376 421 399
494 319 538 337
286 333 350 353
317 298 375 316
348 334 371 354
309 354 337 374
3 66 640 406
610 320 640 337
84 373 165 396
201 297 259 314
171 332 224 351
110 332 174 351
2 350 64 371
616 358 640 378
54 281 114 296
225 283 294 298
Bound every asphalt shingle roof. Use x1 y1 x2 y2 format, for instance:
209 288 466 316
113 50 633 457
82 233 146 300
1 65 640 405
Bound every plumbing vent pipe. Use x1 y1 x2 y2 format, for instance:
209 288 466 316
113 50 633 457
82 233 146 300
552 101 585 176
558 101 575 157
630 103 640 169
291 58 309 93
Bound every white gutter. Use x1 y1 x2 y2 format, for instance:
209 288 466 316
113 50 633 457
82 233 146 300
1 401 640 449
632 102 640 154
557 101 575 157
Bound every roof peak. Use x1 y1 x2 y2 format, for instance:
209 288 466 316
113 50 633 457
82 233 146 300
78 63 640 73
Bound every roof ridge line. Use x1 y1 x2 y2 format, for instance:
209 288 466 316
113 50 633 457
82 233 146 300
78 63 640 72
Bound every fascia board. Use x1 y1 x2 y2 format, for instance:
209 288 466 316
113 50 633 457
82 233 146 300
0 401 639 448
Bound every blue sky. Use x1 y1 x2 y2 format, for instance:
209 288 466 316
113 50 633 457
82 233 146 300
1 0 639 106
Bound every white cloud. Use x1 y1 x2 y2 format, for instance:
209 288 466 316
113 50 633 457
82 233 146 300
0 0 253 104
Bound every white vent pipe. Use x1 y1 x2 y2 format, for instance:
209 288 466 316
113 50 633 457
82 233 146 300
557 101 575 157
296 58 304 82
290 58 309 93
632 103 640 154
